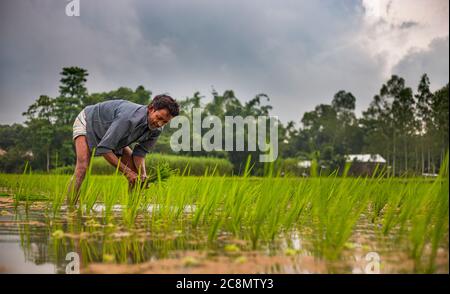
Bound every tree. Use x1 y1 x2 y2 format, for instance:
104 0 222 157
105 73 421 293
430 84 449 171
391 83 415 173
20 67 89 171
294 90 362 172
331 90 361 155
133 85 152 105
82 85 153 107
53 67 89 168
0 124 28 150
332 90 356 122
55 67 88 125
22 95 56 171
415 74 433 173
203 90 274 174
361 75 412 175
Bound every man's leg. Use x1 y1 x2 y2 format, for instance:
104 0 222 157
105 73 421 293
67 135 91 206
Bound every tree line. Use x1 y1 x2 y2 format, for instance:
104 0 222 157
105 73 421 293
0 66 448 175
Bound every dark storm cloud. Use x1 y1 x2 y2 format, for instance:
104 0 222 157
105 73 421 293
130 0 375 123
0 0 448 126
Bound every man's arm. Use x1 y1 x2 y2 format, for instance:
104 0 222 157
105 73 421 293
131 131 161 180
103 151 137 183
133 155 147 179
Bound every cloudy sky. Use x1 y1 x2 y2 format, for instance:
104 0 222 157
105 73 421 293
0 0 448 125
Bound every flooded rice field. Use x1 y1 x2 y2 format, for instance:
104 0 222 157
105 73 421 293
0 185 448 274
0 158 448 274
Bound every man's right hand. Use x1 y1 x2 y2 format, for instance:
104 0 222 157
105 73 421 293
125 169 138 184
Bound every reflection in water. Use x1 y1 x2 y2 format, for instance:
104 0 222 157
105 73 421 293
1 202 220 273
0 243 55 273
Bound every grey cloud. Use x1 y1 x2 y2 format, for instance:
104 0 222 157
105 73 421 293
399 21 419 29
0 0 448 126
393 37 449 91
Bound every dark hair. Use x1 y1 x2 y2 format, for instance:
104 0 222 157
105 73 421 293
150 94 179 117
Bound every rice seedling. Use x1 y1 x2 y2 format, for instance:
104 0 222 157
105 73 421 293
122 161 176 227
103 159 125 219
14 162 30 210
408 152 448 272
77 151 98 213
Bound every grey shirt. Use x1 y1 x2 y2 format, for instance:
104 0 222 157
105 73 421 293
84 99 162 157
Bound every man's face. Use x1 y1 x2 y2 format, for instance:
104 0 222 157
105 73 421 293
147 107 173 129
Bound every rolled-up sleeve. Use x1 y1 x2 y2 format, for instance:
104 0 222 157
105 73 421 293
132 133 160 157
96 118 131 155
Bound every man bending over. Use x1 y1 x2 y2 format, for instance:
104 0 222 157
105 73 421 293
68 94 179 205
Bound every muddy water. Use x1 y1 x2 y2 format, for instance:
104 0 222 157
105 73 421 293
0 197 448 274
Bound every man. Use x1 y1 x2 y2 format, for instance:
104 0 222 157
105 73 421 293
68 94 179 205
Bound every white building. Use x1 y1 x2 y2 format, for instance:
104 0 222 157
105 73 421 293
297 160 312 168
345 154 386 163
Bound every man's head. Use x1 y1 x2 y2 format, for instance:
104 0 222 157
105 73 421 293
147 94 180 129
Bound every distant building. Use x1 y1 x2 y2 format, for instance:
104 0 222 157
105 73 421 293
297 160 312 169
422 172 438 177
345 154 386 163
345 154 387 176
297 159 329 177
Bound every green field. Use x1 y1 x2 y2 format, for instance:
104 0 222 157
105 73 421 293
0 155 448 274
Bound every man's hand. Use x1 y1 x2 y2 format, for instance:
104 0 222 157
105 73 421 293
133 155 147 183
125 169 138 184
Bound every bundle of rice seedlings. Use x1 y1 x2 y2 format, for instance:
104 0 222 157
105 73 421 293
141 162 177 189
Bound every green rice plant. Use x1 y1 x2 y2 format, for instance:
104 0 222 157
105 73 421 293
281 179 312 229
369 166 392 223
121 161 177 226
208 218 223 242
380 176 406 235
122 179 143 227
248 180 279 247
142 161 176 188
264 178 294 240
191 168 219 227
77 151 98 213
14 161 30 209
310 175 371 260
310 158 319 177
103 158 125 219
222 156 256 235
408 151 449 272
427 161 449 272
51 175 72 217
224 178 258 237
